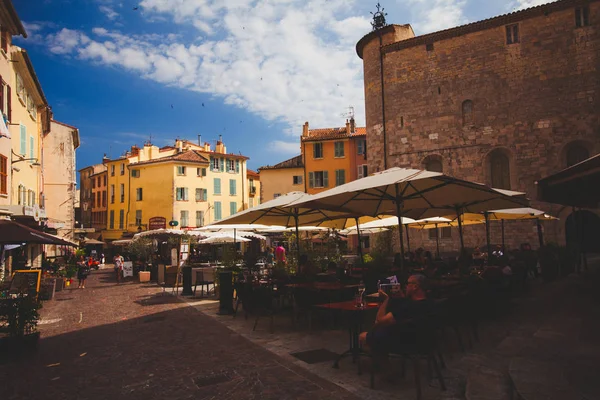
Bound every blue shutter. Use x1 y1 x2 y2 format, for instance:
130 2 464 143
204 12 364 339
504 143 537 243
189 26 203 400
214 201 222 221
214 178 221 194
230 179 236 195
235 160 240 173
210 156 214 170
230 202 236 215
203 189 207 201
176 188 182 201
20 124 26 155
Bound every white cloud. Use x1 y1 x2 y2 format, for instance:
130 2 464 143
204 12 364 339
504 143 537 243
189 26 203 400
267 140 301 155
510 0 554 11
99 5 119 20
406 0 468 34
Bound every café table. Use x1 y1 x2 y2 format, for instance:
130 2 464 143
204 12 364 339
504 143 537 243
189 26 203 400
314 300 379 370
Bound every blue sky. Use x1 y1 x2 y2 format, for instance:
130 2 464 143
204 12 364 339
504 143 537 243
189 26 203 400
15 0 550 175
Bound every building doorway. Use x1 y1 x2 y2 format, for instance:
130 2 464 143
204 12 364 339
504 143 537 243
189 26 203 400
565 210 600 253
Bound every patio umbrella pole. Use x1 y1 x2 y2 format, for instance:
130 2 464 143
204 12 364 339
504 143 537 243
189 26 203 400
405 227 411 253
501 219 505 254
355 217 363 262
294 213 301 262
394 184 405 271
484 212 492 258
536 219 544 248
435 224 440 259
456 207 465 251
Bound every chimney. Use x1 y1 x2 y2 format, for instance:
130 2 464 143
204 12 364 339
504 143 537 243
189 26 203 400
176 139 183 153
302 122 309 137
198 134 202 146
204 142 211 152
130 145 140 156
350 117 355 134
345 119 350 134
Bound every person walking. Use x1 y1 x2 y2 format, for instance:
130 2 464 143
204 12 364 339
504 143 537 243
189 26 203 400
275 242 286 265
77 256 90 289
114 253 124 283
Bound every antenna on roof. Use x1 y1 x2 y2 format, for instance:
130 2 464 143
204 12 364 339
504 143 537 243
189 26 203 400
340 106 355 120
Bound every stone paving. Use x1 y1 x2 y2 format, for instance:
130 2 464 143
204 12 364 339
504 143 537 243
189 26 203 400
0 269 359 400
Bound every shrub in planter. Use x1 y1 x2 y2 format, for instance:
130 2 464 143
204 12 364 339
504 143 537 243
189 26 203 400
0 294 42 357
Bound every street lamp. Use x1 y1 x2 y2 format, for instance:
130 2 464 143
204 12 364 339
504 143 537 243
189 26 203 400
11 149 40 167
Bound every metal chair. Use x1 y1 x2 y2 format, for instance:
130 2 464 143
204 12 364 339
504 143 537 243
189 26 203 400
193 267 215 297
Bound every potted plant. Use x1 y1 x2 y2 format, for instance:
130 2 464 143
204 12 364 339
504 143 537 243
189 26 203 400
0 294 42 357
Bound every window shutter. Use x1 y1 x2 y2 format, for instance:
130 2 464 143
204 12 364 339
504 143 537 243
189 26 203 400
357 166 363 179
235 160 240 173
184 187 189 200
29 136 34 161
176 188 182 201
202 168 207 176
323 171 329 187
308 172 314 188
20 124 26 154
220 158 224 172
7 84 11 122
195 188 201 201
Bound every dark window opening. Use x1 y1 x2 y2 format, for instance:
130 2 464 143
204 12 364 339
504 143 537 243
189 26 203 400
506 24 519 44
490 151 511 190
426 43 434 51
575 7 590 27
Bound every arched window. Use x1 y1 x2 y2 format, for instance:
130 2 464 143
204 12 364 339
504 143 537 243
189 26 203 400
462 100 473 126
424 158 443 173
489 150 511 189
566 143 589 167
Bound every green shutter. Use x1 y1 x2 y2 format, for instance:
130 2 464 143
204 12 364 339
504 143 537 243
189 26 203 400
20 124 26 155
203 189 208 201
235 160 240 173
176 188 182 201
323 171 329 187
29 136 34 161
214 201 222 221
313 143 318 158
230 179 236 195
220 158 224 172
308 172 314 188
214 178 221 194
230 202 236 215
202 168 206 176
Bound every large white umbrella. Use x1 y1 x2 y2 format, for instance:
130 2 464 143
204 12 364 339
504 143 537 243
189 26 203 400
291 167 529 266
199 233 251 244
258 226 330 233
194 224 271 232
211 191 363 256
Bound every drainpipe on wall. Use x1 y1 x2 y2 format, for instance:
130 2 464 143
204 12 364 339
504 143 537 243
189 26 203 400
241 159 246 211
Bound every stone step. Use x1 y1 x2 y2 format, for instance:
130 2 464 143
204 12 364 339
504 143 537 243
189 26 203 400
465 367 512 400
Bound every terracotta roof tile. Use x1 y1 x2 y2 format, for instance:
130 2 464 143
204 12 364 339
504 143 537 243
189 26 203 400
301 126 366 142
131 150 210 167
259 155 304 171
247 169 260 178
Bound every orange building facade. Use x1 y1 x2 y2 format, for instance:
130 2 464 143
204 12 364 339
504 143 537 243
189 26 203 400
301 118 367 195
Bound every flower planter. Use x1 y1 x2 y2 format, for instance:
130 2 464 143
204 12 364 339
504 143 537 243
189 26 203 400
138 271 150 283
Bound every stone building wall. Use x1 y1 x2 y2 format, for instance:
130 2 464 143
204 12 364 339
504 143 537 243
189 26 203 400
357 0 600 251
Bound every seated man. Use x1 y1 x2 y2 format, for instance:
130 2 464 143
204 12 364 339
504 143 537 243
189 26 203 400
359 274 431 355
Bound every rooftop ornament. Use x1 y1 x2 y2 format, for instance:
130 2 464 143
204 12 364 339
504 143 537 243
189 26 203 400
370 2 387 31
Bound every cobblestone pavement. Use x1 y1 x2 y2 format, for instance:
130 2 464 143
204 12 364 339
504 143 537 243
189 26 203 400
1 269 359 400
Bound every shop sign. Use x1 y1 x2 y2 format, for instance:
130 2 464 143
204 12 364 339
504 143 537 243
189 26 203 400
149 216 167 230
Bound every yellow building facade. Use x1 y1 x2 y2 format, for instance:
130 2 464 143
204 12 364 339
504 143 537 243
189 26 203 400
301 119 367 195
101 139 251 240
258 155 304 201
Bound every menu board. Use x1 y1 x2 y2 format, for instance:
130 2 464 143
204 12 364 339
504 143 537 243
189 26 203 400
122 261 134 278
10 270 42 295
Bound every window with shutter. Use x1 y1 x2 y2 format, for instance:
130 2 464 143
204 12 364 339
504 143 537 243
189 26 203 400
136 188 143 201
428 227 438 240
313 143 323 159
196 211 204 227
214 201 222 221
20 124 26 155
335 169 345 186
0 155 6 195
195 188 202 202
120 184 125 202
334 142 344 157
235 160 240 173
180 210 189 227
135 210 142 226
220 158 225 172
119 210 124 229
214 178 221 195
29 136 34 162
7 84 11 122
229 179 236 195
109 210 115 229
462 100 473 126
322 171 329 188
506 24 519 44
230 202 237 216
357 139 365 155
357 165 368 179
308 172 314 188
